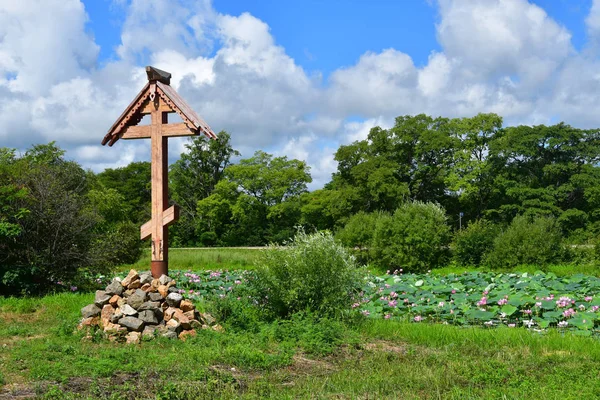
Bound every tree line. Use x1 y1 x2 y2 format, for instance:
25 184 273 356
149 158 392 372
2 113 600 292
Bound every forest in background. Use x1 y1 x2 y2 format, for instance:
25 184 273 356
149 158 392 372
3 113 600 293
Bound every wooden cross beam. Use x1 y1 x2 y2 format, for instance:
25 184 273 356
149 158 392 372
102 66 217 278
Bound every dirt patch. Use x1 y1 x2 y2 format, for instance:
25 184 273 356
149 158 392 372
0 334 48 346
290 354 335 374
363 340 407 354
0 382 48 399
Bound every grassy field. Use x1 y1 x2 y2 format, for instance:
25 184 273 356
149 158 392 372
3 292 600 399
116 248 261 272
120 247 600 277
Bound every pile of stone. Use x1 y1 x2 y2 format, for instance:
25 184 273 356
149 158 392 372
78 269 222 344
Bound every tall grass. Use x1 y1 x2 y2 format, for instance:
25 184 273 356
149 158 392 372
116 247 261 272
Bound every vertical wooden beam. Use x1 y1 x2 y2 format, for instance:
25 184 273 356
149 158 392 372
150 95 169 278
161 111 169 273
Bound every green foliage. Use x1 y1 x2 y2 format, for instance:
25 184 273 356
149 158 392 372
170 131 239 246
96 161 151 224
196 150 311 246
253 230 359 318
0 143 143 295
268 313 353 355
336 211 385 264
452 219 499 267
90 221 142 268
484 216 563 269
371 201 451 272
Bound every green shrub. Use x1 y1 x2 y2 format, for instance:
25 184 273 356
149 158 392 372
253 230 359 318
207 280 265 332
268 313 353 355
370 201 451 272
452 220 499 267
484 215 563 269
336 211 385 264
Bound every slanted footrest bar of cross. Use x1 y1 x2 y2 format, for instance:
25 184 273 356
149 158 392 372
140 205 180 240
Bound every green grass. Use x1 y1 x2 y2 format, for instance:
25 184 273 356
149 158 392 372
3 292 600 398
117 248 261 272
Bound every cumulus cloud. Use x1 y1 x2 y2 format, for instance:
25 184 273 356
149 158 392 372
2 0 600 188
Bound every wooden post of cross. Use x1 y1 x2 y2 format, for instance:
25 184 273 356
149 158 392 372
102 66 217 278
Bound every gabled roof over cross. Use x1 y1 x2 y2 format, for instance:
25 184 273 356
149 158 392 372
101 66 216 147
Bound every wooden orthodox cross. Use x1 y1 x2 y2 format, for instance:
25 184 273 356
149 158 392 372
102 66 216 278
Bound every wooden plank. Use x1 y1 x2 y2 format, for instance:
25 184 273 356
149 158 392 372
141 98 173 114
157 81 217 139
150 108 165 260
140 205 180 240
102 83 150 145
121 123 196 140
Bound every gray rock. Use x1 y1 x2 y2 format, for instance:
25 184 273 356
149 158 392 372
121 304 138 316
142 325 157 338
111 309 123 323
127 289 147 309
81 304 101 318
166 292 183 307
138 310 158 325
158 274 173 285
166 318 181 333
94 290 111 307
118 316 145 332
123 289 135 298
148 292 163 302
161 330 178 339
105 280 123 296
167 286 178 294
154 308 164 321
139 273 153 286
138 301 160 311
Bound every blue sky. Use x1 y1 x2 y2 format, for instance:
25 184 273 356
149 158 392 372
3 0 600 188
84 0 592 73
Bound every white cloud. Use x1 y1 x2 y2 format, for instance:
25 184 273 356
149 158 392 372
327 49 419 117
0 0 99 96
3 0 600 187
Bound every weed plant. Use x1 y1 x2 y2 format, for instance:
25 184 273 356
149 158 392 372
252 230 360 319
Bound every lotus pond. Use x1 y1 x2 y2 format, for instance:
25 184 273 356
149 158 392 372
119 269 600 336
357 270 600 335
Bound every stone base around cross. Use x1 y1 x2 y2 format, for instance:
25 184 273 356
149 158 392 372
77 269 224 343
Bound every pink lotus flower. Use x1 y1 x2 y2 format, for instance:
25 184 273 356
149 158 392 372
361 310 370 316
476 297 487 307
351 303 360 309
585 296 593 302
522 309 532 315
384 314 391 319
556 297 573 308
388 300 398 307
451 289 456 294
563 308 576 318
508 323 516 328
497 299 508 306
390 291 398 298
414 315 423 322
